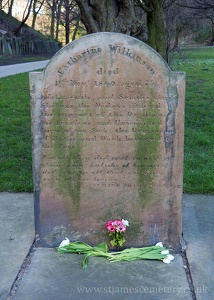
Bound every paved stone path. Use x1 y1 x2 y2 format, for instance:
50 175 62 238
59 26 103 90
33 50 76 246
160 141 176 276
0 60 49 78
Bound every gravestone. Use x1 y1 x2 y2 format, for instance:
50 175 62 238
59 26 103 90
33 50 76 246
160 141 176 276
30 33 185 251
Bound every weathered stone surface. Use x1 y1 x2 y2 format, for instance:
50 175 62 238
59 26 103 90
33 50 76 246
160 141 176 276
30 33 185 251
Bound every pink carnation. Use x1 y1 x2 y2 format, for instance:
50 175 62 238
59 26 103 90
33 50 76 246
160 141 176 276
112 220 123 227
106 220 114 226
116 225 126 232
106 220 115 232
106 224 116 232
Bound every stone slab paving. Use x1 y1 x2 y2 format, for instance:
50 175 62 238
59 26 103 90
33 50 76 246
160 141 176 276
183 194 214 300
13 248 191 300
1 193 214 299
0 193 34 299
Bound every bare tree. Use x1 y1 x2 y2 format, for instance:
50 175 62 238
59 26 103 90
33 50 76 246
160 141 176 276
46 0 58 38
164 0 193 53
14 0 34 35
32 0 45 29
178 0 214 45
59 0 80 43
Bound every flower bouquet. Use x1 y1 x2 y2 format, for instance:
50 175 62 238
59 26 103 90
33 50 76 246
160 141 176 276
56 218 175 269
105 219 129 248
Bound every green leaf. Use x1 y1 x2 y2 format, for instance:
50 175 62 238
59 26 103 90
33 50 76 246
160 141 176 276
92 243 109 253
82 253 92 270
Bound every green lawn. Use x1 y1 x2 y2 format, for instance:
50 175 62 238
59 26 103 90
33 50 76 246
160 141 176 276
0 73 33 191
0 47 213 194
171 47 214 194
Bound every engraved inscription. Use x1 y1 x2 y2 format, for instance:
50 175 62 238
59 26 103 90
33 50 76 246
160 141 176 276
41 72 165 191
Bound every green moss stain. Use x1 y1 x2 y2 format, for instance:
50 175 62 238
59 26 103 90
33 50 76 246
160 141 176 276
50 96 83 212
134 92 161 206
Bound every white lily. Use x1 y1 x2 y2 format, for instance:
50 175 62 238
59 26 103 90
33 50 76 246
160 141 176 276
122 219 129 226
163 258 171 264
161 249 169 255
167 254 175 261
59 237 70 248
156 242 163 247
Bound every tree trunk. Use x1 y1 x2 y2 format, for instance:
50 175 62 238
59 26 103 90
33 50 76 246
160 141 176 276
75 0 142 36
65 0 70 44
32 12 36 29
152 0 167 61
146 0 167 61
173 26 182 50
55 0 63 42
75 0 167 60
72 18 80 41
208 20 214 46
50 1 57 39
8 0 15 16
147 10 156 50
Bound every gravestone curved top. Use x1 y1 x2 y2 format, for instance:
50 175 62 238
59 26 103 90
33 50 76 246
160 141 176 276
44 33 170 77
30 33 185 251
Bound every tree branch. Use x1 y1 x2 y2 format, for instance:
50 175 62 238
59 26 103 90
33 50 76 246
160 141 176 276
14 0 34 35
177 0 214 10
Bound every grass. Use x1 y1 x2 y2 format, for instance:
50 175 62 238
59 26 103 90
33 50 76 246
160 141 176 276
0 73 33 191
0 47 213 194
170 47 214 194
